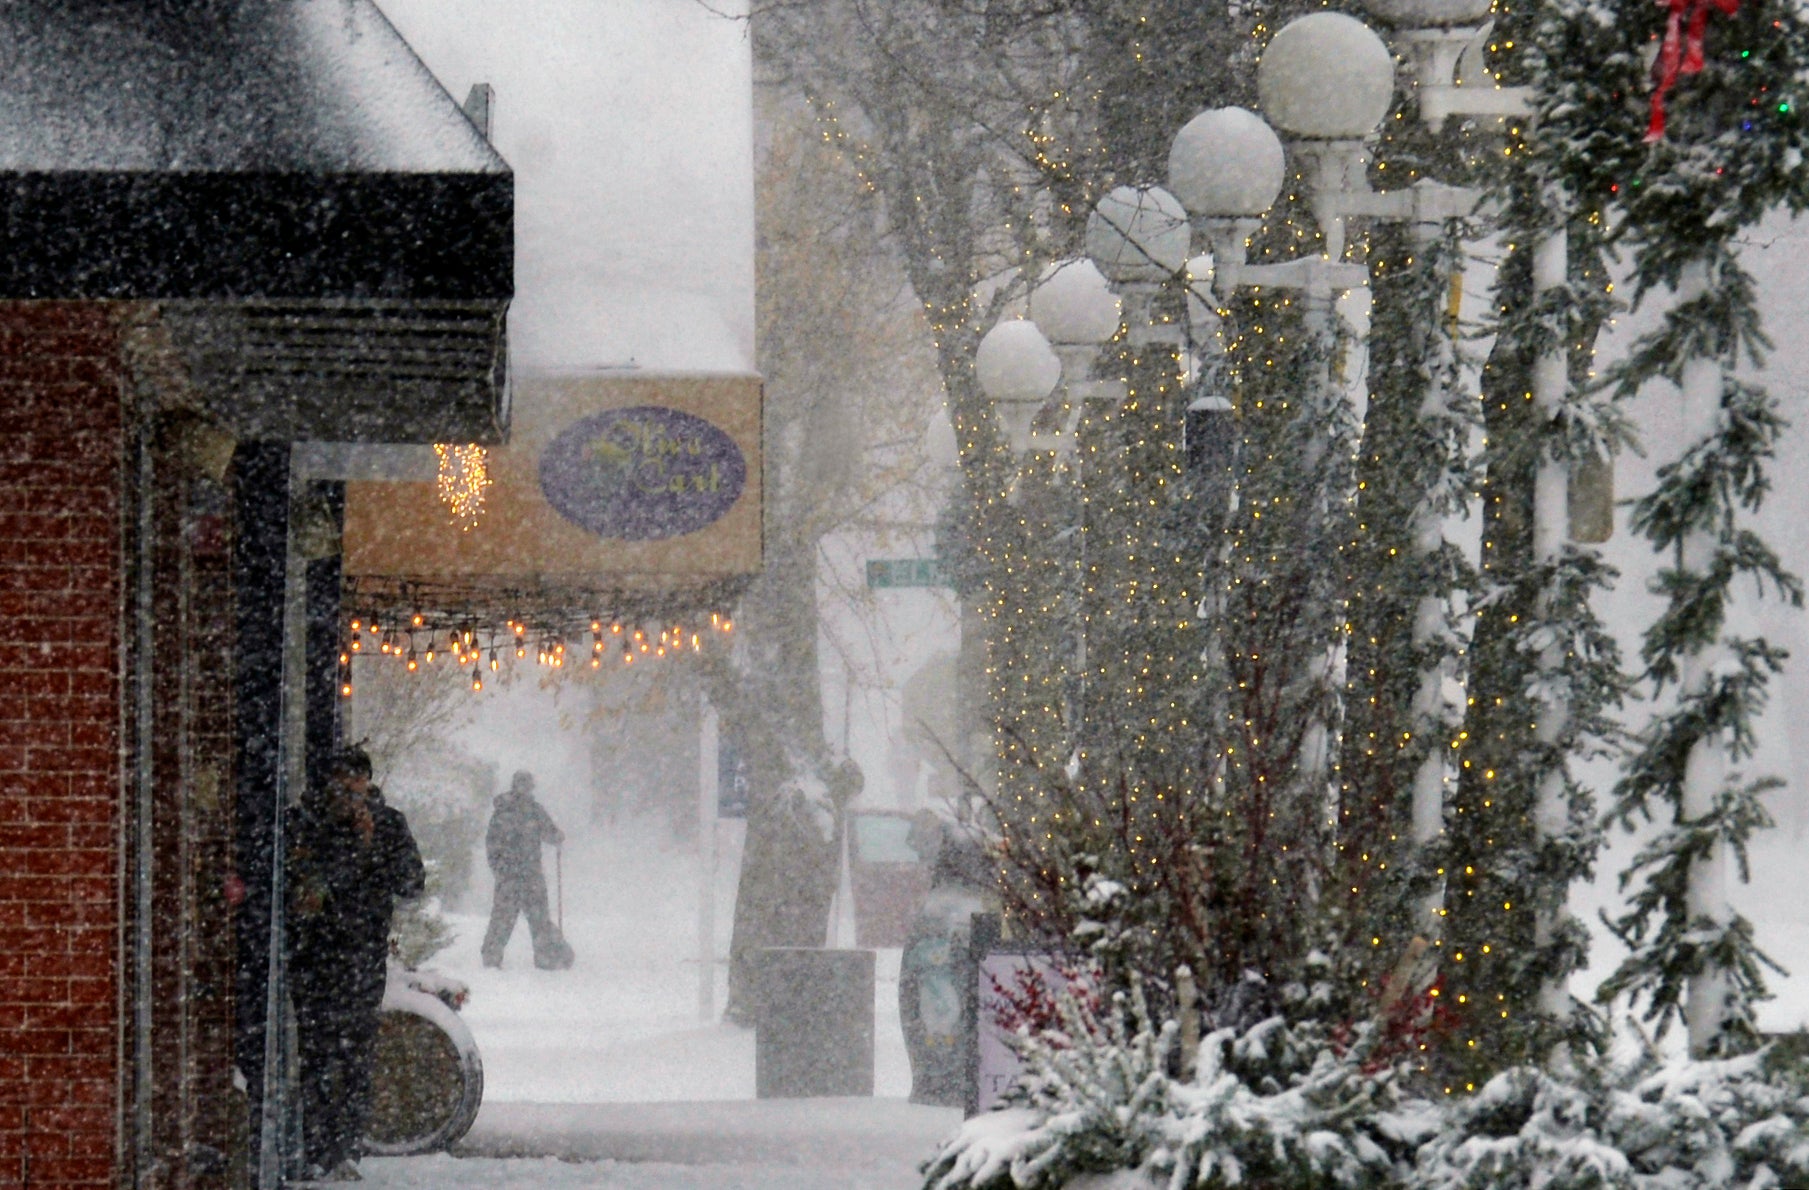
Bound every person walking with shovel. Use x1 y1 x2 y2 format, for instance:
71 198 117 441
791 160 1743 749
481 771 574 969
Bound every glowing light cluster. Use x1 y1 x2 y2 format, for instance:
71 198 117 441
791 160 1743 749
434 443 492 531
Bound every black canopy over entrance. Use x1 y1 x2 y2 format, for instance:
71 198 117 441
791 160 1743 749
0 0 513 441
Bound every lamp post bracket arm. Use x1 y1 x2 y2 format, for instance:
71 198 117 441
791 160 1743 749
1420 82 1533 127
1226 256 1369 294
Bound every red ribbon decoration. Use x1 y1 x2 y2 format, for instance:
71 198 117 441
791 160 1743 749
1646 0 1740 142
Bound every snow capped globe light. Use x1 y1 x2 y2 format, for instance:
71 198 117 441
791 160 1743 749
1257 13 1395 141
1084 186 1192 284
975 319 1061 455
1028 259 1121 346
975 319 1061 401
1167 107 1286 218
1353 0 1494 27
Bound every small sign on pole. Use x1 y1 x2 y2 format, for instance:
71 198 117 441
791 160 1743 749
866 558 950 589
717 740 750 818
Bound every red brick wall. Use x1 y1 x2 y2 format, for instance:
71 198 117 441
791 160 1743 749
0 303 125 1189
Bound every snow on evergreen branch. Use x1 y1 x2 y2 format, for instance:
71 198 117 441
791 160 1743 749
1415 1021 1809 1188
1627 380 1793 566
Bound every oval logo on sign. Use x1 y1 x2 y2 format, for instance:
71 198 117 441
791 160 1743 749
539 406 747 541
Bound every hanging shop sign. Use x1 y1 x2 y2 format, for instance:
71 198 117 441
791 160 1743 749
343 374 763 590
540 406 747 541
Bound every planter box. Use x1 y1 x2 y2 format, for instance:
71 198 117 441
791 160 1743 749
754 947 875 1098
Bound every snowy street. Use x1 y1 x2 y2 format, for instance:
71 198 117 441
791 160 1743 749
351 812 955 1187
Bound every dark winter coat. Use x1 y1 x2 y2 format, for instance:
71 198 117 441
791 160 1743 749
287 790 424 1001
486 789 560 889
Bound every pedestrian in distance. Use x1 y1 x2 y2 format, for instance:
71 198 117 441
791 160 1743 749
287 745 425 1183
481 770 574 970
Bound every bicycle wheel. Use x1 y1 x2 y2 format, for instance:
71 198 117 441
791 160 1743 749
362 985 484 1156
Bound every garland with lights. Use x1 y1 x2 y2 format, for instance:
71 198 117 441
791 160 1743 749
1332 223 1482 1019
337 575 743 697
1534 0 1809 1056
1305 70 1605 1087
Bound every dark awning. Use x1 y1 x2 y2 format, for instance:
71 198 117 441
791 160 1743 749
0 0 513 442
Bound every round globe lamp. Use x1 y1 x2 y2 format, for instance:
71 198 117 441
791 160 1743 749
1168 107 1286 219
1084 186 1191 284
1257 13 1395 140
1028 259 1122 347
975 319 1062 456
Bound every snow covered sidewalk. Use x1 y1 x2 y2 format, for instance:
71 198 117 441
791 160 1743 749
360 1148 935 1190
353 1097 957 1188
350 1098 955 1188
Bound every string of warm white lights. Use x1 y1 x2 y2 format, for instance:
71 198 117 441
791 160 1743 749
338 610 734 697
433 442 491 530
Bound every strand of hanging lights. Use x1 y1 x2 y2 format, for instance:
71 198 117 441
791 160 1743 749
338 609 735 697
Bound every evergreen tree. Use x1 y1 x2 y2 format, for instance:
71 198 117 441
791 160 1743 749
1434 0 1628 1088
1329 53 1488 1025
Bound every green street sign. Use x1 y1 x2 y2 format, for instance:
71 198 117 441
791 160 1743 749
866 558 950 589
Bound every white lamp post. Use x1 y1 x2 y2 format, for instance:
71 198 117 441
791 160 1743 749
973 256 1126 466
1160 88 1377 830
1354 0 1526 128
1084 185 1192 350
974 318 1062 457
1026 259 1126 453
1028 259 1122 374
1165 105 1370 306
1329 3 1592 1033
1257 11 1397 261
1251 11 1494 944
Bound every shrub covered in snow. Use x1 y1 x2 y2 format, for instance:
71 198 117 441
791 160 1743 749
1415 1031 1809 1190
922 978 1431 1189
926 1003 1809 1190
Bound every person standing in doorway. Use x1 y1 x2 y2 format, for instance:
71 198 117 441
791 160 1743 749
287 745 425 1182
482 771 574 969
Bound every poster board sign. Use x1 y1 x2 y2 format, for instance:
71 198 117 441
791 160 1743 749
965 914 1091 1116
343 373 762 589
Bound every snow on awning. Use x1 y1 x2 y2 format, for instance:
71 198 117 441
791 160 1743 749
0 0 512 442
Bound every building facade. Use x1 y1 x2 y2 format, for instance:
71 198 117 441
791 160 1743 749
0 4 513 1186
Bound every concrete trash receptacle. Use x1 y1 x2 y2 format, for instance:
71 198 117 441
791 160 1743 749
755 947 875 1098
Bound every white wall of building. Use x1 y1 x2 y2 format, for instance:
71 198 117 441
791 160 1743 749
376 0 756 375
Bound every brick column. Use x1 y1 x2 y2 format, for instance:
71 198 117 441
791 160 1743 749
0 303 126 1190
